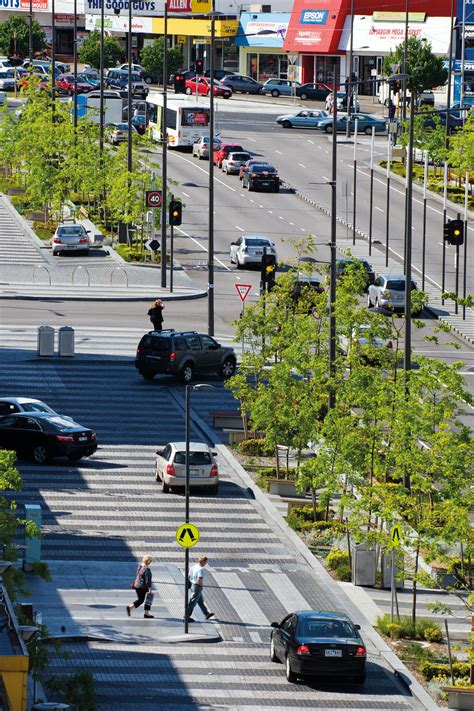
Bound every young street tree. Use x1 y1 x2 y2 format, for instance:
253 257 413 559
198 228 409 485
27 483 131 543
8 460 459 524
78 30 123 70
0 15 45 56
140 38 182 84
383 37 448 97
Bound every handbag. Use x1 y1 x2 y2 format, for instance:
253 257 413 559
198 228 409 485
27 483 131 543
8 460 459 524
145 591 154 607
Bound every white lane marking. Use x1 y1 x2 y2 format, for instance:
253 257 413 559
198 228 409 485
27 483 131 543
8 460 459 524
246 137 256 142
175 226 231 271
169 152 236 192
259 204 264 208
298 163 306 168
275 150 283 155
289 222 294 226
375 206 384 212
235 225 244 231
300 227 305 231
308 139 314 144
278 215 284 220
321 175 329 182
182 191 190 198
268 210 273 214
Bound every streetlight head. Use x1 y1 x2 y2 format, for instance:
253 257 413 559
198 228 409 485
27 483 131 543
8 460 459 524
192 384 215 392
0 561 12 575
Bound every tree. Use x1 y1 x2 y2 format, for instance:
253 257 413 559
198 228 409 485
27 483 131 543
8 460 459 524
140 38 182 83
78 30 123 70
383 37 448 97
0 15 45 57
449 113 474 176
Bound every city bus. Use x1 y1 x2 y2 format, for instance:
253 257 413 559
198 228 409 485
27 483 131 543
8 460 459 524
146 92 211 148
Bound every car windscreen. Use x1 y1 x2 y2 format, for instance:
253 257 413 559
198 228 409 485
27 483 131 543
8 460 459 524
21 403 53 413
115 124 128 130
298 619 355 637
246 238 271 247
58 226 85 236
174 451 212 465
139 336 170 351
386 280 406 291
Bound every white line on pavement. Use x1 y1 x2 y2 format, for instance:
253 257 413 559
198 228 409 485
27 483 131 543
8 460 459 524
298 163 306 168
375 206 384 212
235 225 244 231
307 139 314 144
275 150 283 155
175 226 231 271
182 191 190 198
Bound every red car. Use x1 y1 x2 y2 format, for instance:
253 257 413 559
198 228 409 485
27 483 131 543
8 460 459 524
213 143 244 168
185 76 232 99
56 74 92 95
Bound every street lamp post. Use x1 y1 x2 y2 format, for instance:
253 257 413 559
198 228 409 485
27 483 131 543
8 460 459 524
329 62 338 410
73 0 78 129
29 0 33 62
404 91 415 377
127 0 133 176
208 2 217 336
346 0 354 139
161 0 169 289
99 0 105 159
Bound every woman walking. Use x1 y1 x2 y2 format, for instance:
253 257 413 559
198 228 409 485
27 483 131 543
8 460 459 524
127 554 154 619
148 299 164 332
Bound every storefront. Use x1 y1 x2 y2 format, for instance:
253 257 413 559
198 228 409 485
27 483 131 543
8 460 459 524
234 13 290 82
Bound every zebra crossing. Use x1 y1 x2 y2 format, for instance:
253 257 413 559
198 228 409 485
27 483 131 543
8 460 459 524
0 195 49 265
2 357 419 709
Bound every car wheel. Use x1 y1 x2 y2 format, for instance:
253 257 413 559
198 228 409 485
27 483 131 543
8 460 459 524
225 167 230 174
271 89 280 98
32 444 49 465
354 672 366 685
300 92 308 100
274 185 279 193
185 87 192 95
365 126 372 135
161 477 170 493
270 636 280 663
220 357 236 379
180 362 194 383
282 120 292 128
285 654 297 683
140 370 155 381
325 125 333 134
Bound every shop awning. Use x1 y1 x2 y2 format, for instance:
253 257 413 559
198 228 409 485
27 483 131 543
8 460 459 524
283 0 350 54
338 15 451 55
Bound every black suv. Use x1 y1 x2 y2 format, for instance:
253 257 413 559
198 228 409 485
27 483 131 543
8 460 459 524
135 330 237 383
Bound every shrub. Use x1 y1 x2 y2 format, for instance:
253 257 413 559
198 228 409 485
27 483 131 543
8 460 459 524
376 614 443 642
326 547 351 581
286 507 332 531
257 466 298 481
420 661 470 682
33 221 56 240
115 244 160 263
237 438 272 456
46 670 97 710
423 626 443 643
10 194 31 210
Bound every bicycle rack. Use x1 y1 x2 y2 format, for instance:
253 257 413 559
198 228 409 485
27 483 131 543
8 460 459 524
110 267 129 287
72 266 90 286
33 265 51 285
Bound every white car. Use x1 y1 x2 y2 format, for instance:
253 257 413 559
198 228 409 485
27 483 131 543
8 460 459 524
155 442 219 494
52 224 90 256
339 325 393 357
221 151 251 175
192 136 221 160
0 90 5 106
230 235 277 268
0 397 57 416
368 274 417 312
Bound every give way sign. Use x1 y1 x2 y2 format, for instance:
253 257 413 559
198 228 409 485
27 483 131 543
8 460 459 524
235 283 252 302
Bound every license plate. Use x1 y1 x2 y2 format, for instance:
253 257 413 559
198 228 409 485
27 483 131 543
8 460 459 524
78 436 87 442
190 468 200 476
325 649 342 657
253 250 262 256
260 182 270 186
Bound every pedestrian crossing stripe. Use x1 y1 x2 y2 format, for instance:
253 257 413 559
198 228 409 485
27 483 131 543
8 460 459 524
176 523 200 548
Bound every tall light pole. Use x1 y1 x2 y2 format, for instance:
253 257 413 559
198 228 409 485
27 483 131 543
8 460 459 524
99 0 105 158
51 0 56 108
402 0 409 123
73 0 78 129
208 1 217 336
127 0 133 176
404 91 415 377
29 0 33 62
329 62 338 410
161 0 169 289
346 0 354 139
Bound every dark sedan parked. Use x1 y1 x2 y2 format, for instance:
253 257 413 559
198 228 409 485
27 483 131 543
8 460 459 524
0 412 97 464
220 74 264 94
270 610 367 684
242 163 279 192
296 82 331 101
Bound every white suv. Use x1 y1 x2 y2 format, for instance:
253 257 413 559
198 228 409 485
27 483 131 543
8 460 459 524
155 442 219 494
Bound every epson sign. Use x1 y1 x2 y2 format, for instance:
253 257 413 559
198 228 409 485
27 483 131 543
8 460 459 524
300 9 328 24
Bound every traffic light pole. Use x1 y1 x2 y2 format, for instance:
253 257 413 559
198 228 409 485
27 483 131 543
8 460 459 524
161 1 168 289
207 2 216 336
170 194 174 293
404 92 415 378
329 63 338 410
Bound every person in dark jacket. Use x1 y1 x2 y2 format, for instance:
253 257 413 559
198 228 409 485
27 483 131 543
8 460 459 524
148 299 164 332
127 554 154 618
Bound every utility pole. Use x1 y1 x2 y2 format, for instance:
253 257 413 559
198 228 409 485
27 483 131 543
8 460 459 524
402 0 409 123
208 0 216 336
404 92 415 377
329 62 338 410
99 0 105 158
73 0 78 129
127 0 133 175
346 0 354 139
28 0 33 62
161 0 168 288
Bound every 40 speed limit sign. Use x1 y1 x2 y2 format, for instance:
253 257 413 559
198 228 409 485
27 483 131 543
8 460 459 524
145 191 163 208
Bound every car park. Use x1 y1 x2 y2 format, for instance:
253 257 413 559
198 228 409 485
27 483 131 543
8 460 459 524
52 224 90 256
262 78 301 97
242 163 279 192
270 610 366 684
230 235 277 268
0 412 97 464
317 113 386 134
276 109 328 128
56 74 92 95
213 143 244 168
185 76 232 98
220 74 263 94
192 136 222 159
135 330 237 383
77 71 101 90
295 82 332 101
154 442 219 494
368 274 418 312
221 151 251 174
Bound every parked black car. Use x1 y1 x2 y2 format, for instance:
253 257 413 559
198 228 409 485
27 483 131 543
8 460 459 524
242 163 279 192
295 82 331 101
0 412 97 464
270 610 367 684
106 70 149 98
336 258 375 290
135 330 237 383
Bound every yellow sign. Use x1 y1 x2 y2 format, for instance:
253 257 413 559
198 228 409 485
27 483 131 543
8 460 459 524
391 524 402 547
152 17 239 38
176 523 200 548
177 35 187 44
192 0 211 12
372 11 426 21
193 38 210 44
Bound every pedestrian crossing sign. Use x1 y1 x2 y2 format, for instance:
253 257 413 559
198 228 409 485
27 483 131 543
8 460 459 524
390 524 402 547
176 523 200 548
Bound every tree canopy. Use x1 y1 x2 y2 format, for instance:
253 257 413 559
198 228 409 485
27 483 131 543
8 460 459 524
383 37 448 95
140 38 182 81
0 15 45 56
78 30 123 70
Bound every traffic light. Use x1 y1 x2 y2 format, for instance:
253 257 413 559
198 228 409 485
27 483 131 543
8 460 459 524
444 219 464 246
174 73 186 94
195 58 204 74
261 253 276 292
169 200 182 226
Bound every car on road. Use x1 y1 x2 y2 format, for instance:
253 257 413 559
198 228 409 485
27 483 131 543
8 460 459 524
192 136 222 160
230 235 277 268
0 397 57 416
276 109 328 128
339 324 393 358
106 70 149 98
185 76 232 98
262 78 301 97
325 91 360 112
131 114 147 134
423 112 463 132
295 82 332 101
239 159 273 181
56 74 92 95
213 143 244 168
221 151 252 175
0 412 97 464
270 610 367 684
115 63 157 85
368 274 418 312
204 69 235 80
52 223 90 256
336 257 375 289
317 113 386 134
417 90 435 107
169 69 196 85
109 122 138 144
220 74 264 94
242 163 279 192
154 441 219 494
135 330 237 383
0 90 5 106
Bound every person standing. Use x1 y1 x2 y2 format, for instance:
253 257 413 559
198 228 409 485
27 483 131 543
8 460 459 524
186 555 214 622
127 554 154 619
148 299 164 332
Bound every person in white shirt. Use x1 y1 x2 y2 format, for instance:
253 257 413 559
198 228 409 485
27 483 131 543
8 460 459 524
187 555 214 622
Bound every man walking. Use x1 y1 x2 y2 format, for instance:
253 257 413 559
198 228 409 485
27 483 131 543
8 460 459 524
187 555 214 622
